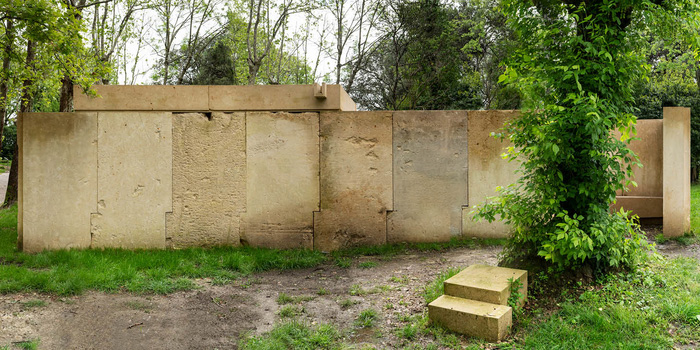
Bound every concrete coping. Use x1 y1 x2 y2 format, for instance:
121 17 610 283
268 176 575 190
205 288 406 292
73 84 357 112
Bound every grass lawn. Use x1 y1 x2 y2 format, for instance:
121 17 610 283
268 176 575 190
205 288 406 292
0 204 502 295
692 184 700 234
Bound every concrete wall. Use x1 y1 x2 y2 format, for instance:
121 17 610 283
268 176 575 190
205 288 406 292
243 112 319 249
388 111 468 243
20 113 97 252
167 112 246 248
314 111 393 251
19 86 688 251
612 119 664 218
75 84 357 112
463 110 520 238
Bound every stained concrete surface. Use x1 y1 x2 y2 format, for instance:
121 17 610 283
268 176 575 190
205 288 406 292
388 111 468 243
243 112 319 249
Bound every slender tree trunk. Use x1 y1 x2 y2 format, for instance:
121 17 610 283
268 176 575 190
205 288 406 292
0 20 13 142
5 40 35 210
59 76 73 112
248 61 259 84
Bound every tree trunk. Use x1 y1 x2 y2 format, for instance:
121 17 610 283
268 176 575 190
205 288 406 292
0 20 13 143
5 40 35 211
59 75 73 112
248 61 259 85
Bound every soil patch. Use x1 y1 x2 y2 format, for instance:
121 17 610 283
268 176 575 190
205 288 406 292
0 246 500 349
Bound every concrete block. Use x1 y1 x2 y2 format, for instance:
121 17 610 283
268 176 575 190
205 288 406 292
166 112 246 248
611 196 662 218
20 113 97 252
74 85 209 111
242 112 319 250
617 119 663 197
91 112 172 249
428 295 512 342
663 107 691 237
463 110 520 238
444 264 527 307
209 85 356 111
314 111 393 251
388 111 468 243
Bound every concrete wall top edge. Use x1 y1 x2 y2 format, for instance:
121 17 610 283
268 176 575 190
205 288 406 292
74 85 357 112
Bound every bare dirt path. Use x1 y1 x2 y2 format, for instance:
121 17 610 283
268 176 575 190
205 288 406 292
0 246 501 349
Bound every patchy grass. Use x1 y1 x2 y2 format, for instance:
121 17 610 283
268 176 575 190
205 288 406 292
330 237 506 259
278 305 304 318
276 292 314 305
355 308 379 328
421 267 462 304
20 299 47 309
358 261 378 269
239 320 342 350
338 298 358 309
518 257 700 348
692 184 700 234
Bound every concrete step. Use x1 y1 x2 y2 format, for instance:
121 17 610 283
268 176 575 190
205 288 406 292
428 295 512 342
444 264 527 307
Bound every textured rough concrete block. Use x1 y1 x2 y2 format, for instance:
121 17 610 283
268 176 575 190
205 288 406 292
388 111 468 243
314 111 393 251
428 295 512 342
243 112 319 249
91 112 172 249
663 107 691 237
20 113 97 252
611 196 662 218
463 110 520 238
74 85 209 111
444 264 527 307
167 112 246 248
209 85 356 111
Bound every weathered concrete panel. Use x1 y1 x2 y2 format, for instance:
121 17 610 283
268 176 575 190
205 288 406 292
611 196 663 218
74 85 209 111
663 107 691 236
209 85 356 111
619 119 663 197
388 111 468 243
314 111 393 251
243 112 319 249
21 113 97 252
167 112 246 248
91 112 172 248
463 110 519 238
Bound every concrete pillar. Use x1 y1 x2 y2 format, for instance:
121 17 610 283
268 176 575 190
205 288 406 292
663 107 691 237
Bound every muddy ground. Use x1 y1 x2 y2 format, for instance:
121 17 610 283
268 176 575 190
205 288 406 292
0 241 698 350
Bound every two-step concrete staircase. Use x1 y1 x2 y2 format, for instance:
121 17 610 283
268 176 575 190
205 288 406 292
428 264 528 342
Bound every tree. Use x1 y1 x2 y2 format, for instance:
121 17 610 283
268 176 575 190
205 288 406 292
150 0 223 84
475 0 698 271
321 0 380 92
242 0 301 85
350 0 486 110
1 0 106 205
85 0 147 84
